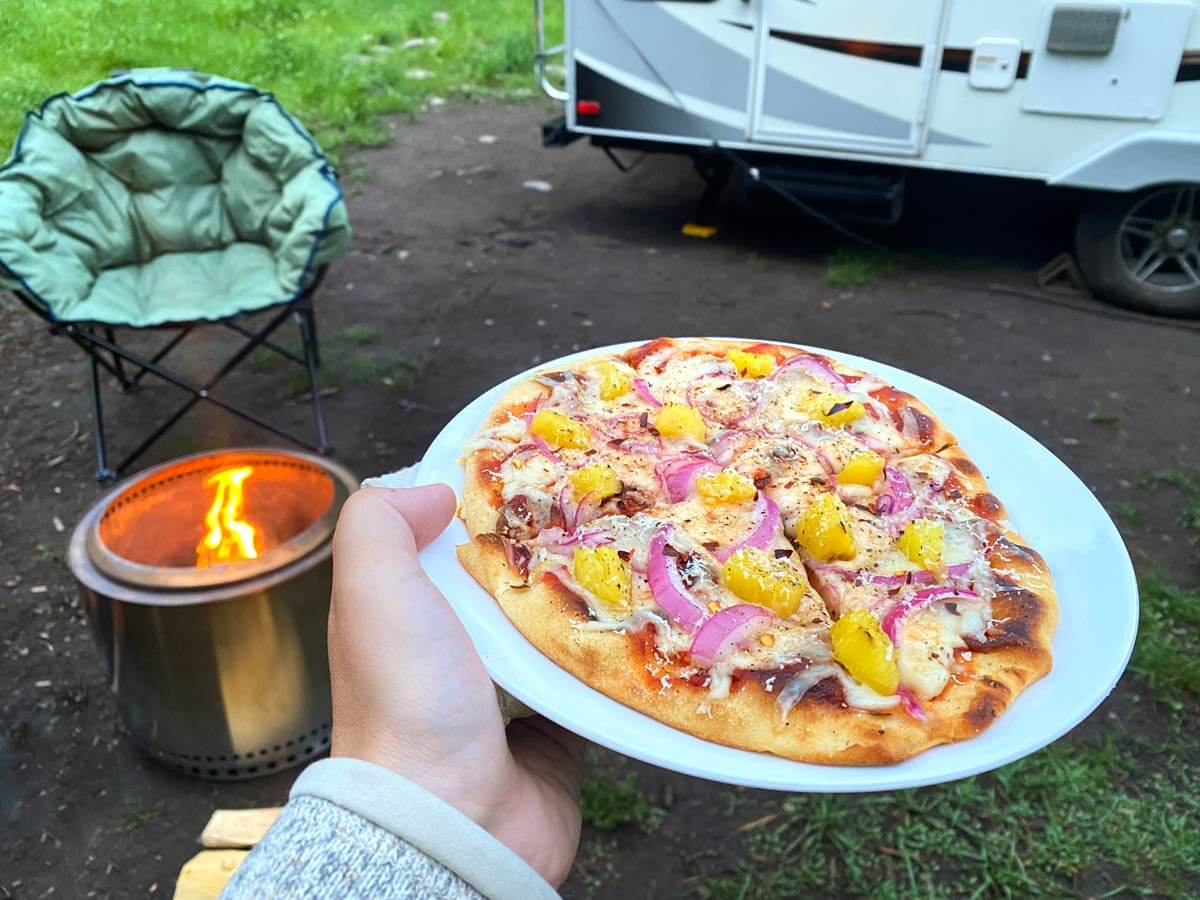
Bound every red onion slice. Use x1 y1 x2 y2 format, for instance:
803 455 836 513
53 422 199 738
774 354 850 391
713 492 783 562
633 378 662 408
532 525 614 557
686 378 763 426
883 465 915 511
946 562 971 579
558 485 600 531
710 429 749 465
863 570 935 589
897 687 927 721
792 429 836 476
647 525 707 631
689 604 776 667
808 562 939 590
529 434 561 463
881 586 981 644
655 456 719 503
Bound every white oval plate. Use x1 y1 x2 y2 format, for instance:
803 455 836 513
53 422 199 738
414 341 1138 792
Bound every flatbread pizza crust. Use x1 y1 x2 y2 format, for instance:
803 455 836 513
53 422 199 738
457 534 1045 765
456 338 1058 766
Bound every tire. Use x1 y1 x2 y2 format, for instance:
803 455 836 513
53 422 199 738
1075 184 1200 318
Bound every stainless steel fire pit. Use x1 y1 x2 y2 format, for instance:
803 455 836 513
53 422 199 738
68 447 356 780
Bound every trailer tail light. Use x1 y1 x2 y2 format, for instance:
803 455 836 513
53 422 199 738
576 100 601 116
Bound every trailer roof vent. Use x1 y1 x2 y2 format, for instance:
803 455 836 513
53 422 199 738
1046 4 1122 55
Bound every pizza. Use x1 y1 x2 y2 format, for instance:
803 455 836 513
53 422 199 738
455 338 1057 765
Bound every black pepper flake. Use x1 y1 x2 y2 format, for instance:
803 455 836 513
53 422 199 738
809 476 827 485
608 438 626 448
639 412 649 428
702 541 720 551
585 448 597 455
716 383 731 392
774 548 794 558
616 549 632 561
647 426 661 437
826 400 854 416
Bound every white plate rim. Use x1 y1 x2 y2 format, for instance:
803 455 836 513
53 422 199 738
414 339 1138 792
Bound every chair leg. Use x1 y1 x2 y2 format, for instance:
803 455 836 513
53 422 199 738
305 305 322 368
89 353 117 483
296 308 331 455
104 327 132 392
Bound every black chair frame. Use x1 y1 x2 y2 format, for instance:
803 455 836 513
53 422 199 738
11 265 332 482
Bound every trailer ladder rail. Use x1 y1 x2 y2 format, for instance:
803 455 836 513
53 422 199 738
535 0 568 101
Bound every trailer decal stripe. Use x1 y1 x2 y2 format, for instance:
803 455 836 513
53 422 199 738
729 21 1200 84
721 21 1036 78
1178 51 1200 82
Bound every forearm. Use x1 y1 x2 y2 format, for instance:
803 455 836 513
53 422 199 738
221 759 559 900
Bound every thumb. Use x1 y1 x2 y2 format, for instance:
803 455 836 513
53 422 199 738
333 484 457 567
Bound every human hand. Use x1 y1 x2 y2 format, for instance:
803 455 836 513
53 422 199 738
327 486 583 886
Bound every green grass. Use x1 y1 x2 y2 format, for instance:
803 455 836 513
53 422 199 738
691 728 1199 899
1109 500 1144 525
580 773 665 833
251 325 417 394
825 247 900 287
121 802 161 832
1137 468 1200 543
0 0 559 161
339 323 381 345
1087 409 1121 425
1133 576 1200 702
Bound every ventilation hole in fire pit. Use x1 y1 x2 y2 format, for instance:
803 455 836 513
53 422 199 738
149 722 331 781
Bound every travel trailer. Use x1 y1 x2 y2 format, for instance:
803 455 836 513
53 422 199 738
535 0 1200 316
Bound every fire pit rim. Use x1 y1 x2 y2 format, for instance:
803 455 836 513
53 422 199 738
69 447 358 606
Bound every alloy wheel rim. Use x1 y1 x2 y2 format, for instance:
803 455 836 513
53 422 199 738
1118 185 1200 295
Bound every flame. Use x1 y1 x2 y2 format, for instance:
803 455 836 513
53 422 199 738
196 466 259 568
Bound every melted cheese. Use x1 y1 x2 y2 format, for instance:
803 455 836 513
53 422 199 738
468 341 1010 714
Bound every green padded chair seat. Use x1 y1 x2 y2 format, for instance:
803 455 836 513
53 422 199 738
0 69 350 327
80 243 280 326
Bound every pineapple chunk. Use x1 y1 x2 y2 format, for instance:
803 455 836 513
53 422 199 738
597 361 630 401
796 492 857 561
570 463 622 501
897 519 944 572
727 349 776 379
837 450 885 487
530 409 590 450
721 547 807 617
655 403 706 442
572 546 631 613
831 608 899 695
695 469 756 505
797 391 866 428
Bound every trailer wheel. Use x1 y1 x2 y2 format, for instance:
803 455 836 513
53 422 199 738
1075 184 1200 318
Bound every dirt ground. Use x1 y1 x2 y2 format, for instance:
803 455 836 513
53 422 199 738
2 101 1198 898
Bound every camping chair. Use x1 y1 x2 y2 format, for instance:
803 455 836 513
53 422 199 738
0 69 351 482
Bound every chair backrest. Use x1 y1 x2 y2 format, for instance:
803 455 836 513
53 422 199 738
0 68 350 320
